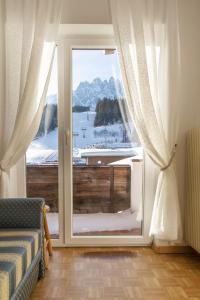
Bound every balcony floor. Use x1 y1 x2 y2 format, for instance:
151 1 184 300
47 210 142 238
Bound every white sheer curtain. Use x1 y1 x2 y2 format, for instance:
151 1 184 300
0 0 62 197
110 0 182 240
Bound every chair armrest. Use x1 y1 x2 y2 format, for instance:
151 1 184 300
0 198 45 229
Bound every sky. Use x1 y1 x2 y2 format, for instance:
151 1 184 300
72 49 122 90
47 49 122 95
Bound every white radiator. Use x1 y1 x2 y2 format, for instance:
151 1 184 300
185 128 200 253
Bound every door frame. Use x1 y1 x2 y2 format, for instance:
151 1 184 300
54 36 154 247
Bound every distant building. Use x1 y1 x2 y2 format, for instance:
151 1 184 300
80 148 137 165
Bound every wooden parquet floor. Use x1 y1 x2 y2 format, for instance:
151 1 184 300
30 247 200 300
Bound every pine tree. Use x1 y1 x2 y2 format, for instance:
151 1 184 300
94 98 124 127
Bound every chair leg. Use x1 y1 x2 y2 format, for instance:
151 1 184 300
43 206 53 256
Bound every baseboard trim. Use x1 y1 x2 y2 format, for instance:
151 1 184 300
152 244 193 254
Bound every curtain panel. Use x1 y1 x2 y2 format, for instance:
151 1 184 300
0 0 62 197
110 0 182 240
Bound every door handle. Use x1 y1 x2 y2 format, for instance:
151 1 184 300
65 129 70 146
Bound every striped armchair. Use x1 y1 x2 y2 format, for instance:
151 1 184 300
0 198 45 300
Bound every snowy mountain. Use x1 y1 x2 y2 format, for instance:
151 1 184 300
27 76 141 164
46 77 124 110
45 77 124 111
73 77 124 110
36 77 125 141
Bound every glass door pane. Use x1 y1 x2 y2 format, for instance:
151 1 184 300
26 50 59 239
72 49 143 237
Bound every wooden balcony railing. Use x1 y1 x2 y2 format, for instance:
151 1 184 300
27 164 131 213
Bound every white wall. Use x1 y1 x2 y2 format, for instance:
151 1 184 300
61 0 111 24
176 0 200 232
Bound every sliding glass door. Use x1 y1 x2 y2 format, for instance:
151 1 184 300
59 38 152 246
26 37 152 246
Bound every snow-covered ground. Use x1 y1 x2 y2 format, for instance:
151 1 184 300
27 111 139 164
80 148 137 158
26 129 58 164
47 209 141 235
73 111 130 148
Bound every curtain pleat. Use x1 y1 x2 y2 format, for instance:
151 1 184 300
0 0 62 197
110 0 182 240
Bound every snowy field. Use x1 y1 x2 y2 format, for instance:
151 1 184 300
26 129 58 164
47 209 141 235
27 111 138 164
73 111 130 148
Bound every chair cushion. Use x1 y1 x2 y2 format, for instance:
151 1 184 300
0 229 41 300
